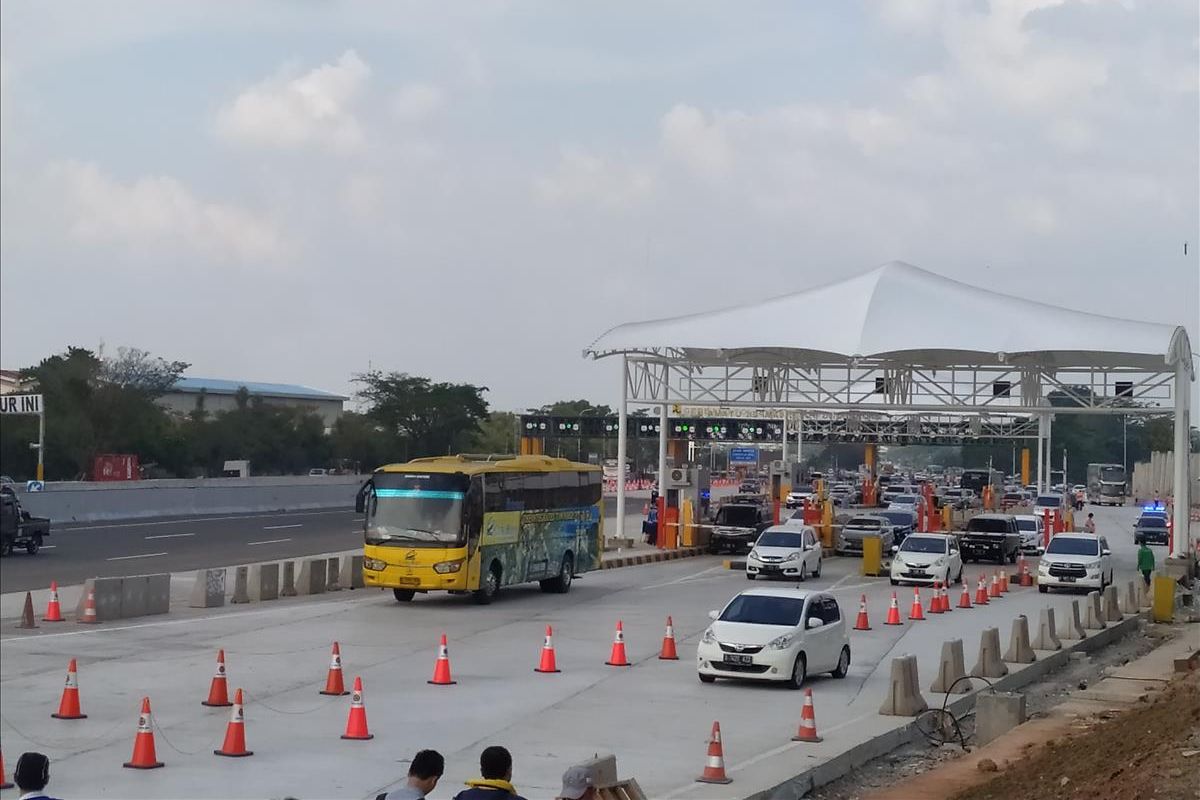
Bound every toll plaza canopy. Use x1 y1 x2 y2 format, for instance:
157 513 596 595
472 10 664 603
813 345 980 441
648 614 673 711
585 260 1194 559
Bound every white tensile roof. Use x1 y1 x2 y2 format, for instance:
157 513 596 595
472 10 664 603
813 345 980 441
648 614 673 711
585 261 1192 373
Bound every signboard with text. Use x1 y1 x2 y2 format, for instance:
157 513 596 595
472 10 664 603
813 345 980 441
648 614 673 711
0 394 43 415
729 447 759 463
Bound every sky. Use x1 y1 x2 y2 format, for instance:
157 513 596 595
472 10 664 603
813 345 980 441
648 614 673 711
1 0 1197 413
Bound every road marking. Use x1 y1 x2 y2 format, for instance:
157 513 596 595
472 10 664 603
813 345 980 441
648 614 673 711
247 538 292 546
262 524 303 530
59 509 353 532
40 545 56 549
353 518 364 523
106 552 168 561
827 574 852 591
145 533 195 540
643 565 726 589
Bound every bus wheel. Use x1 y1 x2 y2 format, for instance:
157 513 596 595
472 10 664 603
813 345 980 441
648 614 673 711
474 563 501 605
393 589 415 602
541 554 574 594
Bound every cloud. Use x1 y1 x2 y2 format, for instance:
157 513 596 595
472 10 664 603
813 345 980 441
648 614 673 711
47 160 287 263
534 147 654 210
660 104 735 179
215 50 370 153
392 82 445 122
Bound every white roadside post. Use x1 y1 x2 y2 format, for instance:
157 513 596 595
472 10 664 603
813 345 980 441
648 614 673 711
615 356 629 542
1171 361 1191 559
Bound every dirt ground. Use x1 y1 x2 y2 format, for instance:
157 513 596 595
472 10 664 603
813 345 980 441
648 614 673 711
952 668 1200 800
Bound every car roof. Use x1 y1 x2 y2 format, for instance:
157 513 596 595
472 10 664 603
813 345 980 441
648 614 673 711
972 513 1016 521
904 532 950 541
736 587 820 601
762 524 813 535
1013 514 1040 523
1050 533 1099 540
1037 493 1063 500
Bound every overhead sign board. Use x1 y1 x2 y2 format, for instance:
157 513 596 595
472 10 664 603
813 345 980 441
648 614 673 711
0 394 43 415
729 447 759 463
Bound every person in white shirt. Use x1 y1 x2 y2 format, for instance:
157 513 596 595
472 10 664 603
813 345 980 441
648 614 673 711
14 752 60 800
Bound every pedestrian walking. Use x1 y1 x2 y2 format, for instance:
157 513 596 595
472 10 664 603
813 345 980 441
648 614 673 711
1083 513 1096 534
1137 540 1155 588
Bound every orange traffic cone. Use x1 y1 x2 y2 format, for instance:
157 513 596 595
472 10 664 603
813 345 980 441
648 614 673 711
791 688 822 742
695 721 733 784
0 749 11 789
958 581 973 609
989 572 1001 598
78 589 99 624
884 592 903 625
340 677 373 740
999 569 1010 593
428 634 456 685
975 574 990 605
908 587 925 621
853 595 872 630
605 621 630 667
1020 559 1033 588
123 697 165 769
927 582 943 614
201 649 232 707
320 642 349 696
940 581 952 612
535 626 561 673
214 689 253 757
51 658 87 719
659 617 679 660
44 581 64 622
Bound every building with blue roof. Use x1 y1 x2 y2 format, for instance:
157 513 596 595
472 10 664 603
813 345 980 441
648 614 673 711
159 376 348 428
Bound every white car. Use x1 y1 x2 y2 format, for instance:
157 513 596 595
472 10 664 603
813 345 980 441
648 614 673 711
886 493 925 515
1013 515 1045 554
746 526 822 581
785 489 814 508
697 588 850 688
890 533 963 586
1037 533 1113 593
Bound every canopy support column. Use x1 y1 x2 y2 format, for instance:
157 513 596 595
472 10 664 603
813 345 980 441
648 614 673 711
615 356 629 541
1036 413 1046 492
1171 362 1191 559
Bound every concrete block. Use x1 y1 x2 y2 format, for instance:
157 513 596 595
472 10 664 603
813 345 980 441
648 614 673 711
1103 585 1122 622
296 558 326 595
930 639 971 694
975 691 1027 746
879 654 928 716
1084 591 1106 630
119 575 149 618
189 568 226 608
1120 581 1139 615
145 573 170 615
1031 607 1061 651
231 566 250 604
248 563 279 602
970 627 1009 678
325 557 342 592
1003 615 1037 664
280 561 297 597
1137 578 1152 609
1062 599 1086 640
339 555 365 589
76 577 124 622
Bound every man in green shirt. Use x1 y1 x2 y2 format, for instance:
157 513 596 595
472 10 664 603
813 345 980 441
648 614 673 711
1137 541 1155 587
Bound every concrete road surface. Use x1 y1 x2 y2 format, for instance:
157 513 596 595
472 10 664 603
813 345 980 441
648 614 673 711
0 506 1147 799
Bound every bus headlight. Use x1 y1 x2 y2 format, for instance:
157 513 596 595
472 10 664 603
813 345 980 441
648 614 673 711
363 557 387 571
433 559 464 574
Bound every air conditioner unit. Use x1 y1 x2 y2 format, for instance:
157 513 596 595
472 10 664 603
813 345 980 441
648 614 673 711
665 467 691 488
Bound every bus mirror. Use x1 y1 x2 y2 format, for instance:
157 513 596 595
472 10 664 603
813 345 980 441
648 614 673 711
355 480 372 514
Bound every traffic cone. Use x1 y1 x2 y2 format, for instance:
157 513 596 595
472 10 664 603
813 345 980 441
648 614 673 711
44 581 64 622
605 621 630 666
958 581 973 609
791 688 822 742
51 658 87 719
927 582 943 614
201 649 232 707
940 581 952 613
975 574 990 605
1020 559 1033 588
428 634 456 685
340 677 373 740
320 642 349 696
884 592 903 625
659 617 679 660
695 721 733 784
78 589 99 624
853 595 872 630
123 697 164 769
214 689 253 757
989 572 1001 598
908 587 925 621
999 569 1010 593
18 592 37 629
535 626 561 673
0 749 11 790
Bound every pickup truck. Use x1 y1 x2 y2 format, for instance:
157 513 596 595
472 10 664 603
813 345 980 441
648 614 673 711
836 514 896 557
959 513 1020 564
708 503 771 554
0 487 51 556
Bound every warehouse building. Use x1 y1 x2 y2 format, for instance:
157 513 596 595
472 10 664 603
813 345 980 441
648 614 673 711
158 377 347 429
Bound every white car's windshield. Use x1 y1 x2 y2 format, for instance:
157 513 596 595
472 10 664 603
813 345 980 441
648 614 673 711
899 537 946 554
719 594 807 626
892 495 918 504
756 531 804 549
1045 537 1100 556
1035 495 1062 508
1016 519 1039 532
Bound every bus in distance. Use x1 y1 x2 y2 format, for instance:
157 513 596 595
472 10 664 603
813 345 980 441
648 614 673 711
1086 463 1126 506
357 454 602 604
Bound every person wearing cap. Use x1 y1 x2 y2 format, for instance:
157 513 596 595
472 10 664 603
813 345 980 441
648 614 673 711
1083 513 1096 534
14 752 60 800
454 746 527 800
377 750 445 800
557 764 599 800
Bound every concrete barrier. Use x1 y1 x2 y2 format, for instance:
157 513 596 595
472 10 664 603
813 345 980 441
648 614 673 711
325 557 341 592
970 627 1008 678
280 561 297 597
230 566 250 604
189 568 227 608
1121 581 1139 615
930 639 971 694
1031 607 1061 651
248 563 280 601
339 555 365 590
1084 591 1106 630
120 575 149 618
76 577 123 622
1003 615 1036 663
296 559 326 595
1137 579 1151 609
976 692 1027 746
147 573 170 614
1103 585 1122 622
72 574 168 621
1063 599 1086 640
879 654 928 716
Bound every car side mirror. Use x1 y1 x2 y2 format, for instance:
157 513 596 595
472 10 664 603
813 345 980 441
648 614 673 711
891 545 899 554
806 617 824 630
708 610 719 621
1102 549 1111 557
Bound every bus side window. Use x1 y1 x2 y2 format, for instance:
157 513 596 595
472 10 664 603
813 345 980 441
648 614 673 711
464 477 484 542
585 471 602 505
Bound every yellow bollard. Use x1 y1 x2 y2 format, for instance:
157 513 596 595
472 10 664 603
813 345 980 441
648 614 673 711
681 498 695 547
1152 575 1175 623
1064 510 1074 532
862 536 883 577
941 505 952 531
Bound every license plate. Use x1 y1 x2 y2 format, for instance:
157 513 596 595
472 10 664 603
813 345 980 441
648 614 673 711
398 577 421 586
723 654 753 665
1061 576 1076 583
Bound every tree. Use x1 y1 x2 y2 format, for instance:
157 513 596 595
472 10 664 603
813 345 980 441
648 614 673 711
474 411 518 454
354 371 490 460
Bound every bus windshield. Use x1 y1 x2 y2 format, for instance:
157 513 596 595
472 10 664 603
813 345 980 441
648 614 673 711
366 473 467 547
1099 466 1125 482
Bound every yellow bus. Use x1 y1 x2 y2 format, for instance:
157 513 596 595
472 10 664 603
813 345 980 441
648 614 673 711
357 454 603 604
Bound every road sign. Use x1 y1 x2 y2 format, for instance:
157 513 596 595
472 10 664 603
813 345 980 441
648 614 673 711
729 447 759 463
0 394 42 415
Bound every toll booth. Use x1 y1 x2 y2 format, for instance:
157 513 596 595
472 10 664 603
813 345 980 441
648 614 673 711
660 466 707 548
769 460 793 525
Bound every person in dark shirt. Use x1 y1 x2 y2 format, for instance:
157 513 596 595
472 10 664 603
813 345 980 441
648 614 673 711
453 746 527 800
